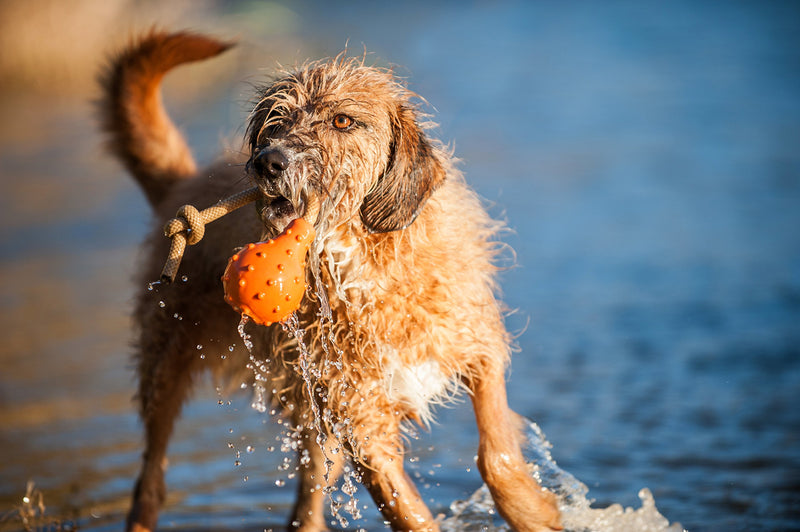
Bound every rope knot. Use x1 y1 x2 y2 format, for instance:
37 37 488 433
164 205 205 245
158 187 262 283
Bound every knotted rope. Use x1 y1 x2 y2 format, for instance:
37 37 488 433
160 187 321 283
161 186 261 283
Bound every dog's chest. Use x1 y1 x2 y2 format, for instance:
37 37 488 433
381 356 459 423
317 230 463 421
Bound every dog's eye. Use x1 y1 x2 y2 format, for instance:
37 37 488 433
332 114 354 130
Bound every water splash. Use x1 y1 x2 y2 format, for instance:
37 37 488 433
237 316 271 414
279 313 364 528
236 303 363 528
441 420 686 532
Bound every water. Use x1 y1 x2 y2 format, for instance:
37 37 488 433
442 421 684 532
2 1 799 531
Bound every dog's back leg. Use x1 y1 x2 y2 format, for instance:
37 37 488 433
125 319 203 532
126 263 251 531
469 368 563 532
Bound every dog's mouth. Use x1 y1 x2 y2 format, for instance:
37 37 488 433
255 193 312 237
268 195 297 218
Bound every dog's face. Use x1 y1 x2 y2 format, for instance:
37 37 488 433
245 57 445 237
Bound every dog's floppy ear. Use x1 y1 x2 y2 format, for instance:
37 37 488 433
359 105 446 233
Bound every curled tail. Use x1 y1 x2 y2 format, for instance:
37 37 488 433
99 30 233 207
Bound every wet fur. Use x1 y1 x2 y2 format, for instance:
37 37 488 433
100 30 562 532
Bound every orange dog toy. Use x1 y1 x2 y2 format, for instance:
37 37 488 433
222 218 315 325
222 197 319 325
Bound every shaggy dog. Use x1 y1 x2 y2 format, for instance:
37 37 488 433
100 31 562 532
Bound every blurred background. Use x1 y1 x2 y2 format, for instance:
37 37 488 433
1 1 798 531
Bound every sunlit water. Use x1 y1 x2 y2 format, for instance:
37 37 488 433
2 1 799 531
442 421 684 532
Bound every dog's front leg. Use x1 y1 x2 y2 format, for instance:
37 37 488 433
352 429 438 532
469 368 563 532
289 425 344 531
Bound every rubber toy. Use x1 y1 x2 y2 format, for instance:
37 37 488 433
222 217 315 325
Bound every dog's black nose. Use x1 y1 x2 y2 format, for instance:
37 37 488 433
252 147 289 179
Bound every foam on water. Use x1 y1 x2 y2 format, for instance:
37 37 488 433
442 420 686 532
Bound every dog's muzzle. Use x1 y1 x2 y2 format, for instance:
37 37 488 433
249 145 310 233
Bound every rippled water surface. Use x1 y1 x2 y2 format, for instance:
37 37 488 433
1 1 799 531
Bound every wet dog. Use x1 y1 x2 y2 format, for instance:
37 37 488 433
100 30 562 532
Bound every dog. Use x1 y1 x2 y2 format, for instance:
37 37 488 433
100 30 562 532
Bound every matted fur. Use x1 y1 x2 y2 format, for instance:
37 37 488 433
100 30 562 532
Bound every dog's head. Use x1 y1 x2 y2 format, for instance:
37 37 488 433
245 55 446 237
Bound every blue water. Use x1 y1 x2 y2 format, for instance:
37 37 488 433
1 1 799 531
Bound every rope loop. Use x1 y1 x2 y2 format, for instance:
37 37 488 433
159 186 261 283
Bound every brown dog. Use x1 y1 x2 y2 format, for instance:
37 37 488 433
100 30 562 532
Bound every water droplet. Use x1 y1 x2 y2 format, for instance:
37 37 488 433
275 479 285 487
181 275 189 282
246 445 255 453
234 460 241 467
158 301 166 308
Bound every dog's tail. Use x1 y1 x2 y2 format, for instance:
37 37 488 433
99 30 234 207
